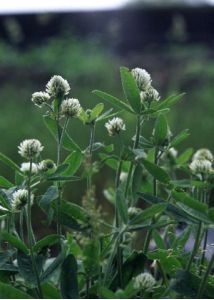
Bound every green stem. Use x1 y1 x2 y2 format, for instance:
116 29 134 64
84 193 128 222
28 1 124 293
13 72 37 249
56 116 69 236
143 147 159 255
87 124 95 191
19 210 24 242
199 228 208 276
26 159 43 299
197 252 214 298
186 221 202 272
125 115 141 199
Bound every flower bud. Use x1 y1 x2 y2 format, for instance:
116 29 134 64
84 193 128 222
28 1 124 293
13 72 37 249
131 68 152 91
38 159 57 173
18 139 44 159
61 98 81 117
31 91 50 108
46 75 70 98
140 86 160 103
105 117 126 136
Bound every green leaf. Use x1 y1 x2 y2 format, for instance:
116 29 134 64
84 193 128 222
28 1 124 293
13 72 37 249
0 250 14 267
132 165 143 201
171 270 214 298
17 250 43 285
91 103 104 120
60 254 79 299
116 187 128 224
92 90 134 114
142 159 170 184
153 93 185 110
129 203 167 225
39 186 58 224
1 232 28 254
0 176 13 188
83 239 100 277
63 151 83 176
153 114 168 146
176 148 193 165
99 287 117 299
172 225 192 250
47 175 80 182
170 129 190 147
43 116 81 152
33 235 61 253
41 251 66 283
0 152 20 172
41 283 61 299
120 66 141 113
172 191 210 223
0 282 32 298
152 229 166 249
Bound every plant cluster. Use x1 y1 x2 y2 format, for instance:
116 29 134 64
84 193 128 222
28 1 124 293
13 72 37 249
0 67 214 299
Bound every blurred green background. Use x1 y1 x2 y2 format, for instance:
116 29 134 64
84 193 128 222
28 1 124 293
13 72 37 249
0 1 213 230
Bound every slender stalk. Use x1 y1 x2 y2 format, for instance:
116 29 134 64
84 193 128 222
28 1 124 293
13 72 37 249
199 228 208 275
19 210 24 242
26 159 43 298
186 221 202 272
143 147 159 255
125 115 141 199
197 252 214 298
87 124 95 191
56 116 69 236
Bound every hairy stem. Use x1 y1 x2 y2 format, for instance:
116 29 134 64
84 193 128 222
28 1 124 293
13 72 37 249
26 159 43 298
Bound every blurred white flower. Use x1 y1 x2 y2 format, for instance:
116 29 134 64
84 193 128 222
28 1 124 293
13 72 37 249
61 98 81 117
20 162 38 174
105 117 126 136
133 272 156 291
131 68 152 91
128 207 142 218
46 75 70 98
140 86 160 103
31 91 50 108
120 172 128 182
161 147 178 160
38 159 57 173
189 159 212 175
11 189 33 212
193 148 213 162
18 139 44 159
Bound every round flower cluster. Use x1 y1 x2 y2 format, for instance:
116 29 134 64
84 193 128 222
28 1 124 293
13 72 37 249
11 189 33 212
105 117 126 136
20 162 38 174
46 75 70 98
189 148 213 176
18 139 44 160
61 98 81 117
31 92 50 108
133 272 156 292
131 67 160 104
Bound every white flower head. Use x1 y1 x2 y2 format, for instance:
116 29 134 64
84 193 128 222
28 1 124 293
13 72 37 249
189 159 212 175
193 149 213 162
128 207 142 218
161 147 178 160
31 91 50 108
140 86 160 103
38 159 57 173
11 189 33 212
133 272 156 292
131 68 152 91
20 162 38 175
105 117 126 136
120 172 128 182
18 139 44 159
61 98 81 117
46 75 70 98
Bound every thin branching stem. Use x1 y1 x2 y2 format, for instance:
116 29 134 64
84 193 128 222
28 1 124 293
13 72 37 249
197 252 214 298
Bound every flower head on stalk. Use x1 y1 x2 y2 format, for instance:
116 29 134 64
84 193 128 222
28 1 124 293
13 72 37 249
20 162 38 175
31 92 50 108
193 148 213 162
131 68 152 91
11 189 34 212
61 98 81 118
18 139 44 160
140 86 160 103
46 75 70 98
189 159 212 175
105 117 126 136
133 272 156 292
